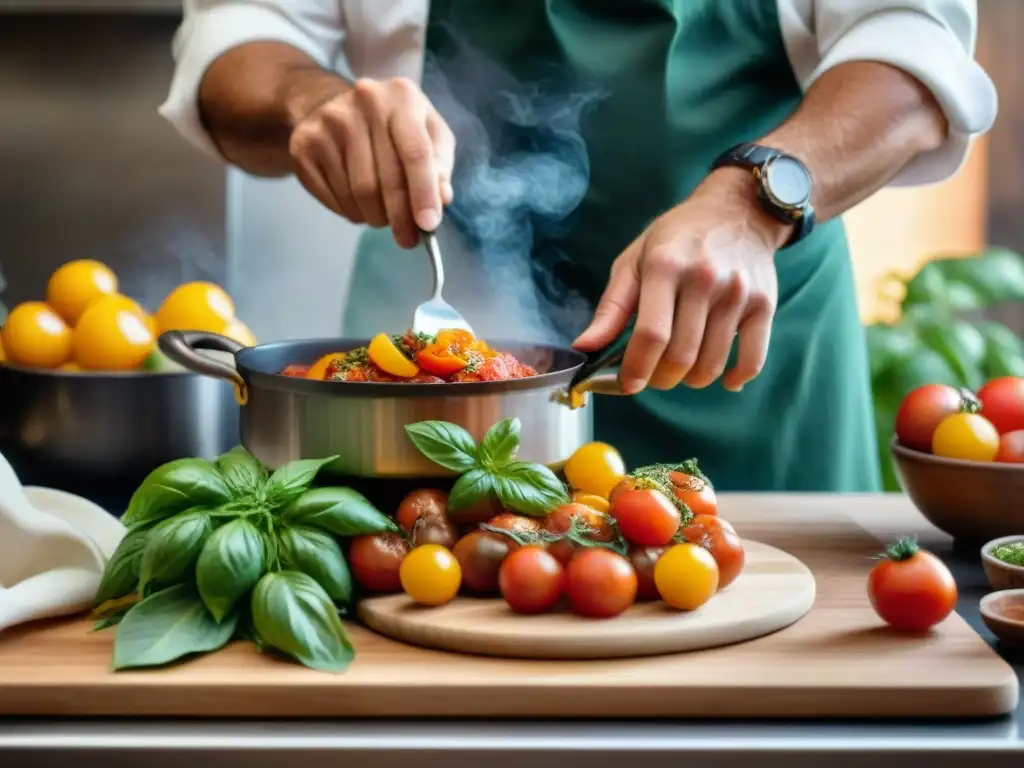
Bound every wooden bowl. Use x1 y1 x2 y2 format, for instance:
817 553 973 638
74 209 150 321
979 589 1024 648
981 536 1024 591
890 439 1024 542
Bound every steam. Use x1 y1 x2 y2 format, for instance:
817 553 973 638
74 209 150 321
423 33 605 345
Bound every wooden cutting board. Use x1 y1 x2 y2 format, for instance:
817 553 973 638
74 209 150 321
0 494 1016 719
358 540 816 659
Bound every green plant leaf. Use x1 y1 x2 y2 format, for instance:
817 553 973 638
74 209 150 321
404 421 479 472
888 347 961 398
215 445 268 497
492 460 569 517
917 318 986 391
94 528 149 607
264 456 339 505
195 519 266 623
250 571 354 673
901 261 957 310
138 508 213 592
478 418 521 469
447 467 496 511
865 323 917 381
280 487 397 537
939 248 1024 305
278 526 353 604
112 584 237 670
122 458 231 528
979 321 1024 379
92 611 128 632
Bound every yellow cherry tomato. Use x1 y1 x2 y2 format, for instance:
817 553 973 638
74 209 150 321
0 301 72 368
563 442 626 499
224 317 257 347
0 334 5 364
654 543 720 611
399 544 462 606
154 282 236 335
368 332 419 378
96 293 157 336
72 295 155 371
46 259 118 325
570 492 610 513
932 412 1000 462
306 352 347 380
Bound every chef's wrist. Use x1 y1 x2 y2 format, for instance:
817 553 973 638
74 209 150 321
699 167 794 251
279 67 352 130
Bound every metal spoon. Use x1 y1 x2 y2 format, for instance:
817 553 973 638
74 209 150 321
412 229 474 337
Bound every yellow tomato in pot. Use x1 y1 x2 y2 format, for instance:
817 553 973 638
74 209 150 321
72 295 155 371
400 544 461 606
1 301 72 368
368 333 419 378
564 442 626 499
931 412 1000 462
155 281 235 335
46 259 118 325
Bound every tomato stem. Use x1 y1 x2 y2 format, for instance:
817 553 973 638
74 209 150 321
881 536 920 562
958 388 981 414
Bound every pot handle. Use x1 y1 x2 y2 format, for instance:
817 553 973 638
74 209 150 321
552 322 632 408
158 331 249 405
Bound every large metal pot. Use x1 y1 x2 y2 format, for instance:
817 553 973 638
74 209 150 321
0 363 239 488
159 330 618 478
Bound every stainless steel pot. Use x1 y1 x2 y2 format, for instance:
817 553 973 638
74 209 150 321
0 363 240 486
159 330 620 478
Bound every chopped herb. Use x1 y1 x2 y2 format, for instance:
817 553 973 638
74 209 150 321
992 542 1024 567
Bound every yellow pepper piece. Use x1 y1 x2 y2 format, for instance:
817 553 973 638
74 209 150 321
368 333 419 378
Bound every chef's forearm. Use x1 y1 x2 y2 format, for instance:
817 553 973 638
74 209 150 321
198 42 350 177
760 61 949 221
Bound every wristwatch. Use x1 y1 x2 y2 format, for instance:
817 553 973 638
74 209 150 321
709 143 815 248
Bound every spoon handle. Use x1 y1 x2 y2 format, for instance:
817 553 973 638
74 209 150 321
421 229 445 301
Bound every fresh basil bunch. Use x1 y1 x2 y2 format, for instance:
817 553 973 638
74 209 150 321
93 446 398 673
405 417 569 517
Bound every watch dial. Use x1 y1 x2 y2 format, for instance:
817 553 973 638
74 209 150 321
766 157 811 207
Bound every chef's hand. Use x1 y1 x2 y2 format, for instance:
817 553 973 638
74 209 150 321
288 77 456 248
573 169 792 394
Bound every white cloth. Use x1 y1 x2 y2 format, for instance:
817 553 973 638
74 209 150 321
161 0 997 187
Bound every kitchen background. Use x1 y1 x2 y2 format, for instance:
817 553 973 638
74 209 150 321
0 1 1021 340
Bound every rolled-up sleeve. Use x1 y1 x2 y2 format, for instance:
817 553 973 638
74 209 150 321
159 1 345 157
777 0 997 186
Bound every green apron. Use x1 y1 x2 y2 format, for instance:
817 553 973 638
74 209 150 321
343 0 880 492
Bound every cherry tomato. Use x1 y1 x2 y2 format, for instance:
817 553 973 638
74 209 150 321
395 489 458 548
564 548 638 618
609 487 680 547
895 384 971 453
681 515 745 589
628 546 669 601
487 513 541 539
931 412 1000 462
570 492 610 513
543 502 616 565
452 530 514 594
399 544 462 606
996 430 1024 464
654 543 719 610
666 471 717 517
498 546 565 614
449 493 505 527
348 533 410 593
868 537 957 632
563 442 626 499
978 376 1024 435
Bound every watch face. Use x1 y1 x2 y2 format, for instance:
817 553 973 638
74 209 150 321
765 156 811 208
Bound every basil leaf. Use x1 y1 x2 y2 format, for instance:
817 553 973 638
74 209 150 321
447 467 495 511
138 508 213 592
265 456 339 504
478 418 521 469
122 458 231 528
278 526 353 604
92 611 127 632
195 519 266 622
404 421 479 472
281 487 397 536
112 584 238 670
251 571 354 673
493 460 569 517
215 445 268 497
94 528 149 607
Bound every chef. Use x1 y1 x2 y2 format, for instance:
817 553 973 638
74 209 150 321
161 0 996 492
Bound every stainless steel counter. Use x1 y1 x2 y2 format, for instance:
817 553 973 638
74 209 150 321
0 493 1020 767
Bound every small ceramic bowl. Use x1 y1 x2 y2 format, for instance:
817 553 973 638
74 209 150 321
979 589 1024 648
981 536 1024 591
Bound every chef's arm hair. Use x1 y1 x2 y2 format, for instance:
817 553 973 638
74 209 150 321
195 42 347 178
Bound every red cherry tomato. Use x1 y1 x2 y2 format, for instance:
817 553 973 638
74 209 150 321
978 377 1024 435
564 548 638 618
395 489 458 549
628 546 669 601
498 546 565 614
542 503 615 566
348 533 410 593
895 384 972 452
487 513 541 539
681 515 745 589
996 430 1024 464
609 487 680 547
666 471 717 516
868 537 957 632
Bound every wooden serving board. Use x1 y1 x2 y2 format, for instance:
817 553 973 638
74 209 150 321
0 494 1016 719
358 540 816 659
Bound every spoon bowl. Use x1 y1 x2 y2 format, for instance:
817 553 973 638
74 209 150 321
412 230 474 337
